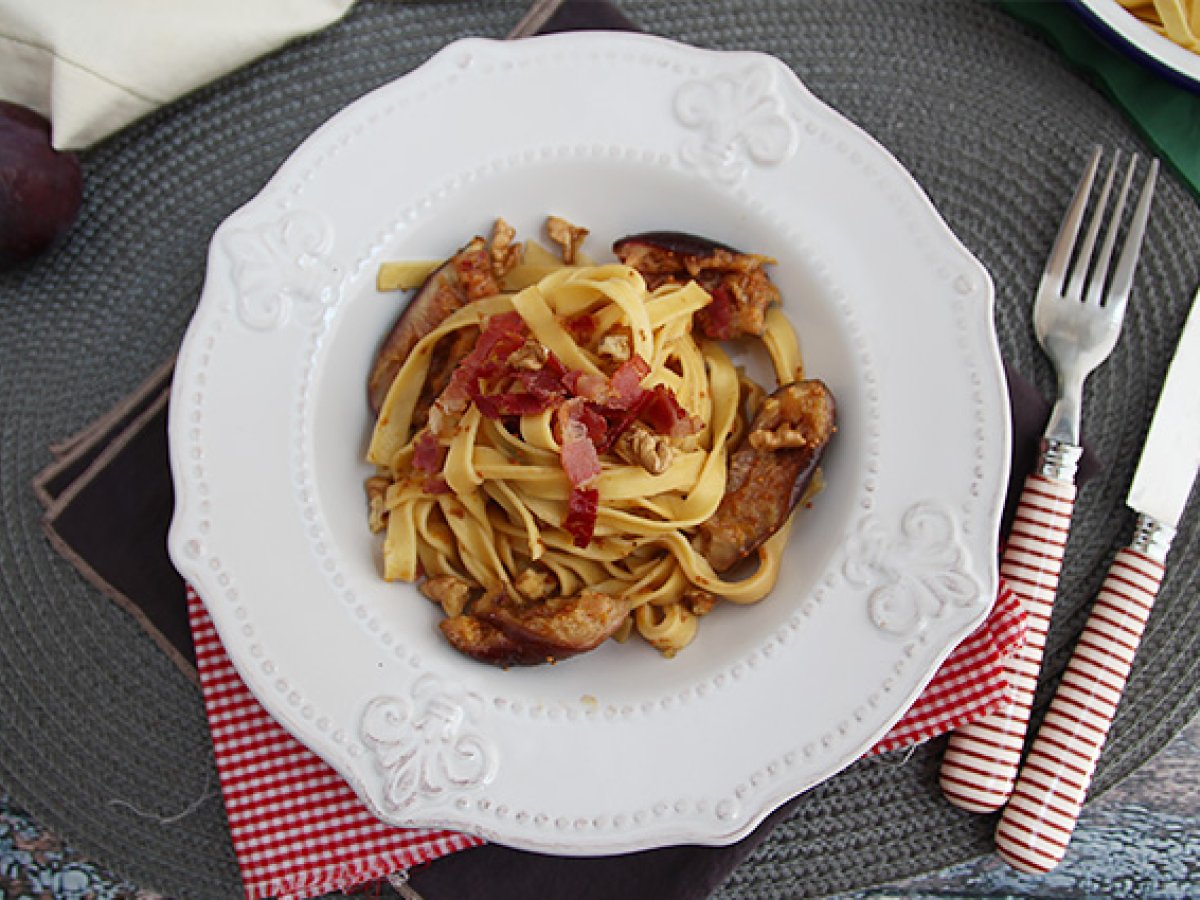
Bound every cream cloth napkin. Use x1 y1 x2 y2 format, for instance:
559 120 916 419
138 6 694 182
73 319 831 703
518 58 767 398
0 0 356 149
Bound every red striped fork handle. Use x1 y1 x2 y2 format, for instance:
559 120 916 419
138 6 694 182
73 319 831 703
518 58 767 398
939 471 1076 813
994 546 1165 873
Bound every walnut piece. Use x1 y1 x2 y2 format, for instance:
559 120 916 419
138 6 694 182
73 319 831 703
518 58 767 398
749 425 812 451
365 475 390 533
507 339 548 371
682 588 719 617
597 333 631 362
614 422 674 475
748 389 829 451
514 567 556 602
420 575 474 617
490 217 522 277
546 215 589 264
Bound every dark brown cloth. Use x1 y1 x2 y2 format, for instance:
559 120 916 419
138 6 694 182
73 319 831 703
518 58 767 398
33 2 1098 898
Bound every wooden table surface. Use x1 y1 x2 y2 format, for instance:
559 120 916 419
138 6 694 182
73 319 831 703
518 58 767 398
2 715 1196 897
851 716 1200 899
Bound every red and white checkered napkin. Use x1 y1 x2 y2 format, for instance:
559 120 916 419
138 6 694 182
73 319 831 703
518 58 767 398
187 589 482 900
187 581 1025 900
868 580 1025 755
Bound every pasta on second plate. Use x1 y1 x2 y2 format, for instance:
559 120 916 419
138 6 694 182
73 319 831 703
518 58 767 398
1118 0 1200 52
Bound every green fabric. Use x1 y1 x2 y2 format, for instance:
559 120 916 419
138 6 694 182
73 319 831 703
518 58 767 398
1001 0 1200 198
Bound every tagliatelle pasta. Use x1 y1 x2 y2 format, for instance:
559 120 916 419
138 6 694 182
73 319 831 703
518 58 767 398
365 222 833 665
1118 0 1200 52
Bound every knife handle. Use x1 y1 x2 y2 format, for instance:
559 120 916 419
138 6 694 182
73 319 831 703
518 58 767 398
939 472 1076 813
995 547 1165 873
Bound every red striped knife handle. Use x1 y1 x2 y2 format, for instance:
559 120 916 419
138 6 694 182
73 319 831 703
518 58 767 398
994 548 1165 873
939 473 1076 812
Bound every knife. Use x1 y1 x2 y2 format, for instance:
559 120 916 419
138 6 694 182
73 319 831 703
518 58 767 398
993 285 1200 874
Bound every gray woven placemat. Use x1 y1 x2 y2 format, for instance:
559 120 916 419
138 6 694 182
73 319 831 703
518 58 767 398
0 1 1197 898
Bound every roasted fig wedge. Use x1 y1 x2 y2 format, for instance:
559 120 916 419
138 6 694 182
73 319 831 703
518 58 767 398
612 230 781 340
694 379 835 573
440 588 631 667
439 614 554 667
367 237 496 415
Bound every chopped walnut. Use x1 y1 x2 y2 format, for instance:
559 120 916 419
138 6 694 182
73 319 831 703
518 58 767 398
514 567 556 602
683 588 719 617
749 424 813 451
507 340 548 370
747 387 831 451
365 475 390 533
489 217 522 277
614 421 674 475
546 215 589 264
597 333 631 362
420 575 474 617
455 236 501 300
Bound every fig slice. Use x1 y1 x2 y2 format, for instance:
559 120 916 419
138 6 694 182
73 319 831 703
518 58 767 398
612 230 780 340
440 588 631 667
693 379 836 573
612 230 736 260
367 237 494 415
439 614 556 668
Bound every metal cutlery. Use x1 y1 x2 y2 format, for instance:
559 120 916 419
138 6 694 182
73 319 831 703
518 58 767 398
939 148 1160 813
994 285 1199 872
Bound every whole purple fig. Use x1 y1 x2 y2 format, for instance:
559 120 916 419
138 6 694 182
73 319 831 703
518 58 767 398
0 101 82 268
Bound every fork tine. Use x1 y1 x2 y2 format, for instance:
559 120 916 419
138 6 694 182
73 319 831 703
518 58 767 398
1065 151 1119 303
1043 147 1102 293
1102 157 1159 314
1083 154 1137 307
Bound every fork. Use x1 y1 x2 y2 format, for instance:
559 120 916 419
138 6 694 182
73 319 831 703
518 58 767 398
939 148 1159 813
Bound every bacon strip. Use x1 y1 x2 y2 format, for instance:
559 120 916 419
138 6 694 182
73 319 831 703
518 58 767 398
608 355 650 409
435 311 527 425
412 430 443 473
639 384 702 438
557 398 602 488
555 398 605 547
697 284 735 341
563 486 600 548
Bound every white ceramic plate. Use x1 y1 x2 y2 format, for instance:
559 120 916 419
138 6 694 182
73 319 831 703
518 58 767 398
168 32 1009 854
1072 0 1200 88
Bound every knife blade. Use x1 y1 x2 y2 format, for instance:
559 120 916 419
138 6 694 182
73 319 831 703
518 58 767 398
1125 285 1200 546
994 285 1200 875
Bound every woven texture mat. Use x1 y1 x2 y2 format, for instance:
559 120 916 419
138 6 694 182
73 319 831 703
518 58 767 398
1 1 1198 897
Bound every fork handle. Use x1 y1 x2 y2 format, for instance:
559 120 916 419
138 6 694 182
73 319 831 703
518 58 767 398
995 546 1165 873
939 471 1076 813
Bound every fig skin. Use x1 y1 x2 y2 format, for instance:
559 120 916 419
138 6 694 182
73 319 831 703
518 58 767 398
367 237 493 415
0 101 83 269
612 230 737 258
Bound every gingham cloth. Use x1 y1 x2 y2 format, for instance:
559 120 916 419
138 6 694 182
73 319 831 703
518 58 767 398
188 581 1024 900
